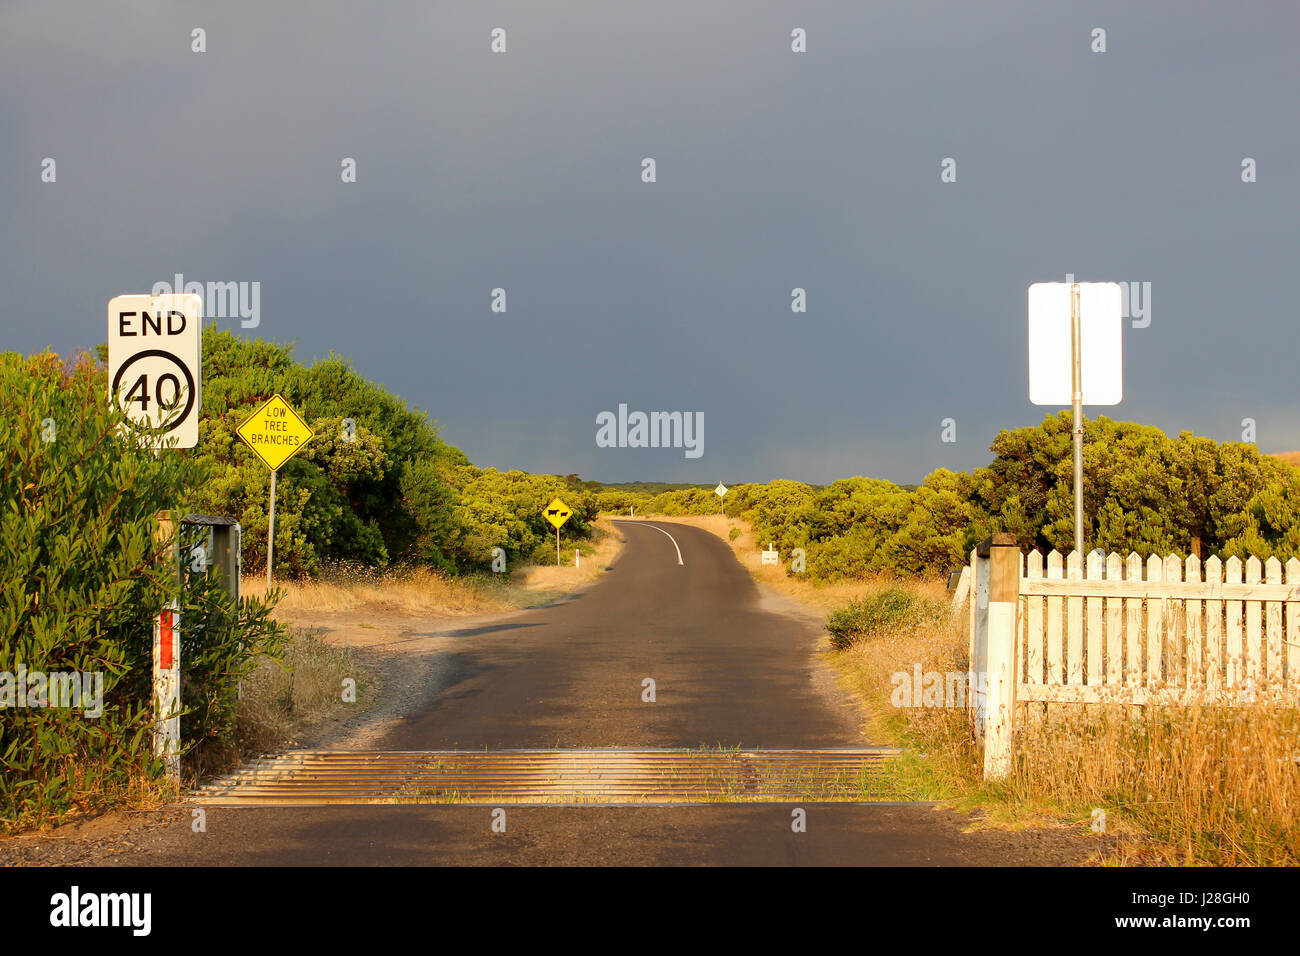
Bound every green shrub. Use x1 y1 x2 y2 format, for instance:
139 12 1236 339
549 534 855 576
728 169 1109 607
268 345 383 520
1 351 192 825
728 527 741 541
825 588 947 650
190 328 465 573
0 350 283 826
448 466 596 570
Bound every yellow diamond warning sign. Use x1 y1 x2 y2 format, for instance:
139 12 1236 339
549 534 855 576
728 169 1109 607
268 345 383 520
543 498 572 530
236 394 315 471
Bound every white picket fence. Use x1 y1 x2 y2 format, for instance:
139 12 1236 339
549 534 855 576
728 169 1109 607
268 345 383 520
963 534 1300 779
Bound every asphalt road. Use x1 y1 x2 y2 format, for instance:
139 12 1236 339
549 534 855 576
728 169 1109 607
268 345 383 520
373 520 861 750
3 520 1108 865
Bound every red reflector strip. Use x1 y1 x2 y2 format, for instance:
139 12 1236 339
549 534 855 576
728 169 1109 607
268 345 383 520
160 609 174 669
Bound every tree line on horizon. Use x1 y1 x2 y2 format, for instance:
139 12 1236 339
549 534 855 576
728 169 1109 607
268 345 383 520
600 414 1300 580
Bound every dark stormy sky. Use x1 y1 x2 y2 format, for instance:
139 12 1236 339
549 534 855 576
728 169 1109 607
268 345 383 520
3 2 1297 484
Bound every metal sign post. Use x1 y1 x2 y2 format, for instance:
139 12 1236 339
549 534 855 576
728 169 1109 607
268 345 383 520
1069 285 1084 558
266 470 277 587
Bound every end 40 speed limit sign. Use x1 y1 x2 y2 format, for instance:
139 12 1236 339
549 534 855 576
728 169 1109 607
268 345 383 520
108 293 202 448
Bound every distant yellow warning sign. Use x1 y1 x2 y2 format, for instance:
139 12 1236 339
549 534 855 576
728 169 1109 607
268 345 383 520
236 394 315 471
543 498 572 530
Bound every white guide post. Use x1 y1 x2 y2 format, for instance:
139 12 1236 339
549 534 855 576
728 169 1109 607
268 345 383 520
153 510 181 786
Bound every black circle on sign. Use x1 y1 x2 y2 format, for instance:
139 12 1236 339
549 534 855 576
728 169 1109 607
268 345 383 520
111 349 196 434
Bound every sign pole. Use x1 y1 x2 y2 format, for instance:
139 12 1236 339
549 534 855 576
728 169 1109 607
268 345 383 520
267 469 277 588
153 509 180 788
556 526 561 566
1070 283 1084 557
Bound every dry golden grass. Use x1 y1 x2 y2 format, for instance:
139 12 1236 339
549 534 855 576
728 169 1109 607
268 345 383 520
233 627 362 760
1012 701 1300 865
241 517 626 620
243 564 511 617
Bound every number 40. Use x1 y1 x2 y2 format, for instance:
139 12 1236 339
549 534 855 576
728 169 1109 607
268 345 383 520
124 372 183 411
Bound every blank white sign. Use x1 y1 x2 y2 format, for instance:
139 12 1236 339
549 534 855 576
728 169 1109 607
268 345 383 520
1027 282 1123 406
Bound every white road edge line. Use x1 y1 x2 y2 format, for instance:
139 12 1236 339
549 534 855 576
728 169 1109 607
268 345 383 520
642 523 684 566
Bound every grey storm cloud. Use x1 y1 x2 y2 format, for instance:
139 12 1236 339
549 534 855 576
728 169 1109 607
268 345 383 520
3 2 1298 484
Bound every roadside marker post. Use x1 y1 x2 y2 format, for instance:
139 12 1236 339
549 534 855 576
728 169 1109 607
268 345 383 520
235 395 315 586
1027 282 1122 556
544 498 573 565
152 510 181 786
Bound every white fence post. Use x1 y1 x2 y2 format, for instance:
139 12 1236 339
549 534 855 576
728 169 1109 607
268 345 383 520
981 534 1019 780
